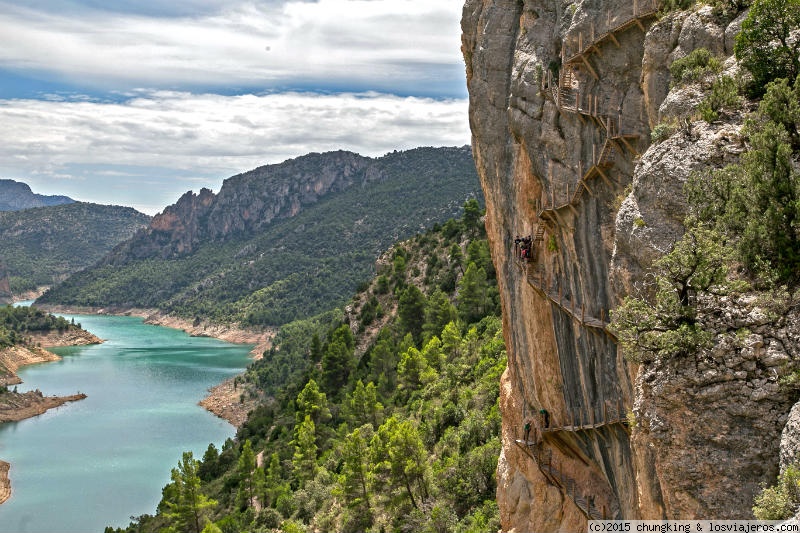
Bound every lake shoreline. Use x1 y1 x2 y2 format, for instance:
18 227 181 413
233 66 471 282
34 305 274 357
0 329 99 506
32 304 273 428
0 461 9 506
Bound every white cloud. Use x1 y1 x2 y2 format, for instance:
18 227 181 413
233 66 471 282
0 91 470 214
0 0 465 95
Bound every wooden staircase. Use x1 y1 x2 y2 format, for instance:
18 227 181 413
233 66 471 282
535 2 657 221
514 435 623 520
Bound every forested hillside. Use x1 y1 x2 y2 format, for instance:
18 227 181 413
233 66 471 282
109 202 505 533
0 305 79 349
39 147 482 327
0 202 150 296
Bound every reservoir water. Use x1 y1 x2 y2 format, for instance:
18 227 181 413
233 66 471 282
0 310 253 532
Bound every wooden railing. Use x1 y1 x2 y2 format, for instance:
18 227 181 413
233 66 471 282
514 424 624 519
522 264 615 338
561 0 661 67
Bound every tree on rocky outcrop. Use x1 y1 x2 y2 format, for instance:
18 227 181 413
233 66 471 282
688 80 800 284
735 0 800 95
611 225 733 362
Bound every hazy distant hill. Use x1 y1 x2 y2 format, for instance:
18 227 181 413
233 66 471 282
38 146 482 325
0 179 74 211
0 203 151 297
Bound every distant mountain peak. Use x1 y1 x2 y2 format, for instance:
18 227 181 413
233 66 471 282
0 179 74 211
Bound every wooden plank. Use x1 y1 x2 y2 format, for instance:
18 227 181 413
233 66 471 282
596 167 613 188
619 135 638 155
580 54 599 80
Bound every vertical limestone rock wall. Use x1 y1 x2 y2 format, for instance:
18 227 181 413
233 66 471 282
462 1 653 529
463 1 800 529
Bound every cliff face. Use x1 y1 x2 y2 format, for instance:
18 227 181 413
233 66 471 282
463 1 800 529
112 151 375 261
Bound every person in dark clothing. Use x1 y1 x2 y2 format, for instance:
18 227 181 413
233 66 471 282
524 420 531 442
540 408 550 428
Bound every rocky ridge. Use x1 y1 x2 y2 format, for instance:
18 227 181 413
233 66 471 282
462 0 799 529
108 150 378 261
0 179 73 212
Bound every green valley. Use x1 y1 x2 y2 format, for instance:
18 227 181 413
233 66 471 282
38 147 482 327
108 203 504 533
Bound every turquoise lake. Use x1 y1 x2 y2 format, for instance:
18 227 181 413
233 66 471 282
0 310 253 533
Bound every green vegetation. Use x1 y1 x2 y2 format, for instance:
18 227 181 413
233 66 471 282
612 60 800 363
40 148 482 329
753 464 800 519
660 0 694 14
0 202 149 295
108 204 504 533
0 304 80 348
698 75 740 122
734 0 800 96
650 119 679 143
669 48 723 86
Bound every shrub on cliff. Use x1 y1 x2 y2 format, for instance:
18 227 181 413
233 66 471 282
669 48 723 86
753 463 800 519
689 78 800 285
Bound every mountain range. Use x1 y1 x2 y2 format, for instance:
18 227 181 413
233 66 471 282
37 146 482 326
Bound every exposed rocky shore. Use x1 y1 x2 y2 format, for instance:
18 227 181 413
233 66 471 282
0 460 10 505
33 304 273 427
36 305 274 357
0 327 99 505
199 377 263 428
0 390 87 423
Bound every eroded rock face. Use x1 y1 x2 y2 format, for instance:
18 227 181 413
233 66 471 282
632 297 800 518
108 151 376 261
463 0 797 529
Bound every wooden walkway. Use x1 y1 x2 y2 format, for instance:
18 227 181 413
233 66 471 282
514 436 622 520
562 0 661 71
526 0 658 279
522 263 616 339
513 401 629 519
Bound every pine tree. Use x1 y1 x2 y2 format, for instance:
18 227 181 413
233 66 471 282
338 425 374 530
457 262 489 324
398 285 426 344
292 415 318 486
237 440 257 508
163 452 217 533
346 380 384 429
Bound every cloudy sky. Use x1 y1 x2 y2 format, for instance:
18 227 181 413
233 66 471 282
0 0 470 214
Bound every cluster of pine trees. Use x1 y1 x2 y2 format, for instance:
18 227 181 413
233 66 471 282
0 305 79 348
108 201 505 533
